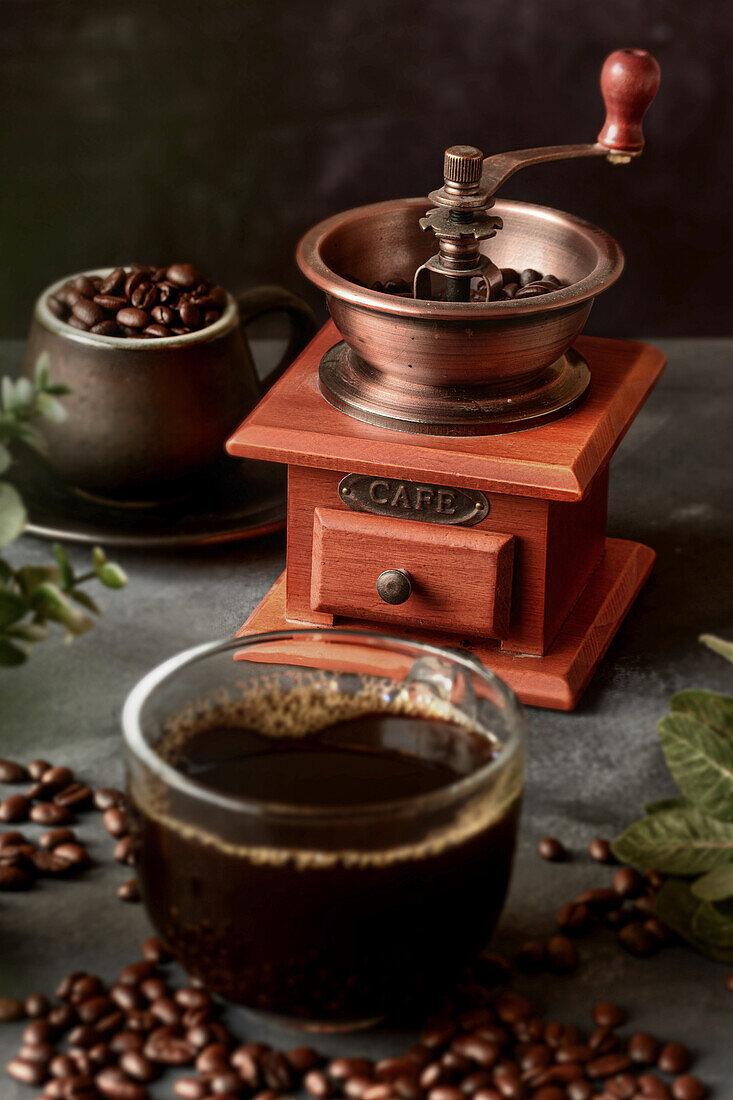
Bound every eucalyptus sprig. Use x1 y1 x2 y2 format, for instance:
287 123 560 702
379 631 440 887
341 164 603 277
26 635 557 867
613 634 733 960
0 353 127 666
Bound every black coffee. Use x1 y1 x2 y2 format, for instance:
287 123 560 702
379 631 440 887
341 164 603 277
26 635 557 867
130 689 521 1026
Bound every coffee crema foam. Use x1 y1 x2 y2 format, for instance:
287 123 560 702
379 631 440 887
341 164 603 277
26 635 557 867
131 671 522 869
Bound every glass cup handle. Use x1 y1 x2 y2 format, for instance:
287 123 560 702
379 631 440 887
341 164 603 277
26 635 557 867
236 285 318 394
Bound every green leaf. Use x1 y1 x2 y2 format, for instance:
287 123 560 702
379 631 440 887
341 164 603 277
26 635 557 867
97 562 127 589
13 377 33 408
69 589 101 616
0 637 26 666
645 796 694 815
34 352 51 389
612 805 733 875
0 589 28 629
31 582 94 636
658 711 733 820
1 377 15 412
701 634 733 665
6 622 48 643
692 863 733 902
670 689 733 737
0 481 27 548
43 384 71 396
655 878 733 962
0 443 10 475
52 543 74 589
36 392 66 424
15 564 60 597
0 559 14 584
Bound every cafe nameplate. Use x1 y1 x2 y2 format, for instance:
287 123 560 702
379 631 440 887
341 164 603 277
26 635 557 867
338 474 489 527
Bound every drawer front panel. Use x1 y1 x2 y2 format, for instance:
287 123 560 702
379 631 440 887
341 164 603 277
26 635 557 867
311 507 514 638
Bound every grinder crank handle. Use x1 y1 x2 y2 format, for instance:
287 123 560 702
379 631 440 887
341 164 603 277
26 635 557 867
433 49 660 209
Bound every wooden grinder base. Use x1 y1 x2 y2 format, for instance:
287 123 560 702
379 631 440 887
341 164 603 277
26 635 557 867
237 537 654 711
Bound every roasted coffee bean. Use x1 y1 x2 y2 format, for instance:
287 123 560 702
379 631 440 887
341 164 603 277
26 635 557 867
53 842 90 868
617 921 658 957
54 782 93 808
546 935 578 973
174 987 211 1011
167 263 199 288
99 268 126 294
175 1079 208 1099
48 1003 76 1029
514 941 545 972
40 765 74 791
593 1002 626 1027
612 867 644 898
94 787 126 810
6 1056 47 1085
262 1049 295 1090
0 829 26 847
0 994 25 1020
24 993 49 1021
71 975 105 1003
27 758 51 779
537 837 567 862
586 1053 632 1078
450 1036 500 1068
305 1070 334 1098
39 827 77 850
30 846 73 876
140 936 171 964
637 1074 672 1098
119 1050 158 1082
330 1059 375 1080
179 301 202 328
657 1043 692 1074
0 759 27 782
104 806 129 837
519 268 543 287
47 294 69 318
588 837 614 863
0 794 30 821
96 1065 149 1098
627 1032 660 1065
92 319 121 336
30 801 73 826
575 888 619 911
116 307 151 328
118 877 140 901
633 894 658 918
671 1077 706 1100
109 1031 145 1055
77 995 112 1023
72 298 106 326
557 902 592 935
0 863 33 889
144 1032 194 1066
285 1046 322 1073
428 1088 464 1100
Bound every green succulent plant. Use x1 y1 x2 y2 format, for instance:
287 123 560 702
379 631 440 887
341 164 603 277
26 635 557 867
0 353 127 666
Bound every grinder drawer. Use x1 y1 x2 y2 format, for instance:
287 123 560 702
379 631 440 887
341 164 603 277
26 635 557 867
310 507 514 638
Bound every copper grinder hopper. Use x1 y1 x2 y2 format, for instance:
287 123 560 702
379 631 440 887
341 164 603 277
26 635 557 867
297 49 660 436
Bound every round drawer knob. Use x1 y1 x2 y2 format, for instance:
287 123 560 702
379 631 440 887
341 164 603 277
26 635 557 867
376 569 412 605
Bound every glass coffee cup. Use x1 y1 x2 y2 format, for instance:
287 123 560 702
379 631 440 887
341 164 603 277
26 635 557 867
122 630 525 1032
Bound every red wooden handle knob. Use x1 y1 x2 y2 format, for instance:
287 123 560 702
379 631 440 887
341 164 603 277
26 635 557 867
597 48 660 153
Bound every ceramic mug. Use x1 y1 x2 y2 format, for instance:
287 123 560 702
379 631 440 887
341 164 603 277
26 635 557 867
22 272 317 502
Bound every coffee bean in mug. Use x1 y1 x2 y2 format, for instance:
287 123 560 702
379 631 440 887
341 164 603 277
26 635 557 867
24 267 316 502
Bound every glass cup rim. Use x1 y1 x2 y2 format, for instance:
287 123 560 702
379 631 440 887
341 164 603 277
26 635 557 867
121 629 525 823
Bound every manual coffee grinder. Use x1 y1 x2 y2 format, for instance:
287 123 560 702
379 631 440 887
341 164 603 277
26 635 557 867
228 48 663 709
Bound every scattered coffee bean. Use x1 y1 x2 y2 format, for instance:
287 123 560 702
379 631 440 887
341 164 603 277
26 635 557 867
118 878 141 902
671 1076 706 1100
30 801 73 826
40 827 77 850
588 838 614 864
593 1002 626 1028
27 759 51 779
0 995 25 1021
658 1043 692 1075
538 837 568 862
0 794 30 822
546 935 578 973
617 921 659 958
0 759 27 783
48 265 228 340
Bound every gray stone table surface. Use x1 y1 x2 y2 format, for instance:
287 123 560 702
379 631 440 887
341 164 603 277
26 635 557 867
1 338 732 1094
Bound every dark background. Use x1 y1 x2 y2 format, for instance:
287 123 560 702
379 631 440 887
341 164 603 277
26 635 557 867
2 0 731 338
